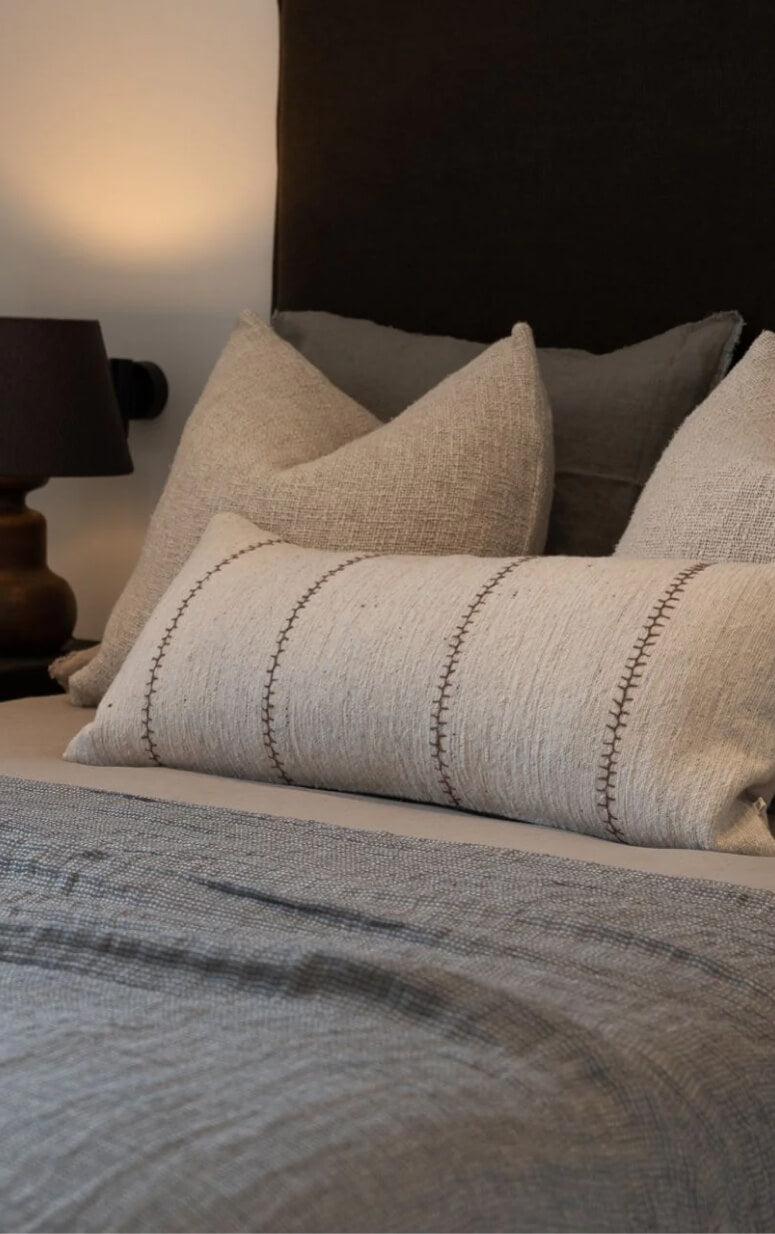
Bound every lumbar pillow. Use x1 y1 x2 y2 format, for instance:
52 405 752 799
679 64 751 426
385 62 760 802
67 511 775 856
617 331 775 561
273 308 742 555
61 312 552 706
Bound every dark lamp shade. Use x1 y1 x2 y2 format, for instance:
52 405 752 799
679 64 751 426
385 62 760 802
0 317 133 477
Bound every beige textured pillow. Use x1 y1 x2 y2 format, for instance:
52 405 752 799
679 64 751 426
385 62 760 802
274 308 743 555
67 512 775 856
62 313 552 705
617 331 775 560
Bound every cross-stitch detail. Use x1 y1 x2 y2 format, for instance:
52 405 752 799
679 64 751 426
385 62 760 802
141 540 280 766
261 555 376 784
596 562 709 842
431 559 529 808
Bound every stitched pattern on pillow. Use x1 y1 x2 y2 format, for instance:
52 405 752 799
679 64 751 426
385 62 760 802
261 555 377 785
596 562 710 842
141 539 280 766
431 559 529 808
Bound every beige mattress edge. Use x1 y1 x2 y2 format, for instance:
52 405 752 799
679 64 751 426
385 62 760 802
2 694 775 891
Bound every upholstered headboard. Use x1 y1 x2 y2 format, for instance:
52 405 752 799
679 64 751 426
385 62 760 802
274 0 775 352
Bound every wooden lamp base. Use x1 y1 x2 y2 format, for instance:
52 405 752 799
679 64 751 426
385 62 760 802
0 477 76 656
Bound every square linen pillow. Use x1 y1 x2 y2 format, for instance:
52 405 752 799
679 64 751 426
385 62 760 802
67 511 775 856
60 313 552 706
273 309 742 555
617 331 775 561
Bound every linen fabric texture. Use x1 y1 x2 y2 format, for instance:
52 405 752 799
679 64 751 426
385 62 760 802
617 330 775 560
67 512 775 856
49 643 99 688
60 312 552 706
5 776 775 1233
273 308 742 555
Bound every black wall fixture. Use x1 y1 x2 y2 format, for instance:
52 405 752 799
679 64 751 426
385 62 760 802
109 358 168 426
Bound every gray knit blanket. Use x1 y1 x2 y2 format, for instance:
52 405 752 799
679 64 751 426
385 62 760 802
2 776 775 1233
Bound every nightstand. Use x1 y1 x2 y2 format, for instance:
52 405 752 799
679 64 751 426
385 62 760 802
0 638 97 703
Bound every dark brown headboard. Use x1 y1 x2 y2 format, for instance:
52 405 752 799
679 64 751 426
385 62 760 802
274 0 775 352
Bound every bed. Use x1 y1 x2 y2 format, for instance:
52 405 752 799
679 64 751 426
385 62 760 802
3 2 775 1230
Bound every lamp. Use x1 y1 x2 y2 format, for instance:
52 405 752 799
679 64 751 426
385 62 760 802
0 317 133 656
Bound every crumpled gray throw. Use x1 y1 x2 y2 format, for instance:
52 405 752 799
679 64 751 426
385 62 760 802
1 775 774 1233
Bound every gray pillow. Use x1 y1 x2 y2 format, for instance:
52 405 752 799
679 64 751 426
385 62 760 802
273 309 742 556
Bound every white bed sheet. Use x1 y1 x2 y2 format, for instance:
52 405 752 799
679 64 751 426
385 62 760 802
2 694 775 890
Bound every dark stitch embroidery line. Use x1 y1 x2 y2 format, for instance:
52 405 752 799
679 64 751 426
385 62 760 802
261 555 376 785
596 562 709 843
431 559 529 809
141 539 280 766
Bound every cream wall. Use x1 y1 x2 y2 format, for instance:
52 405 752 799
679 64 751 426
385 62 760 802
0 0 279 637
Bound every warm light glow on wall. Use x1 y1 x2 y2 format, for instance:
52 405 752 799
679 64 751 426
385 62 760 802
3 104 269 262
0 0 275 265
